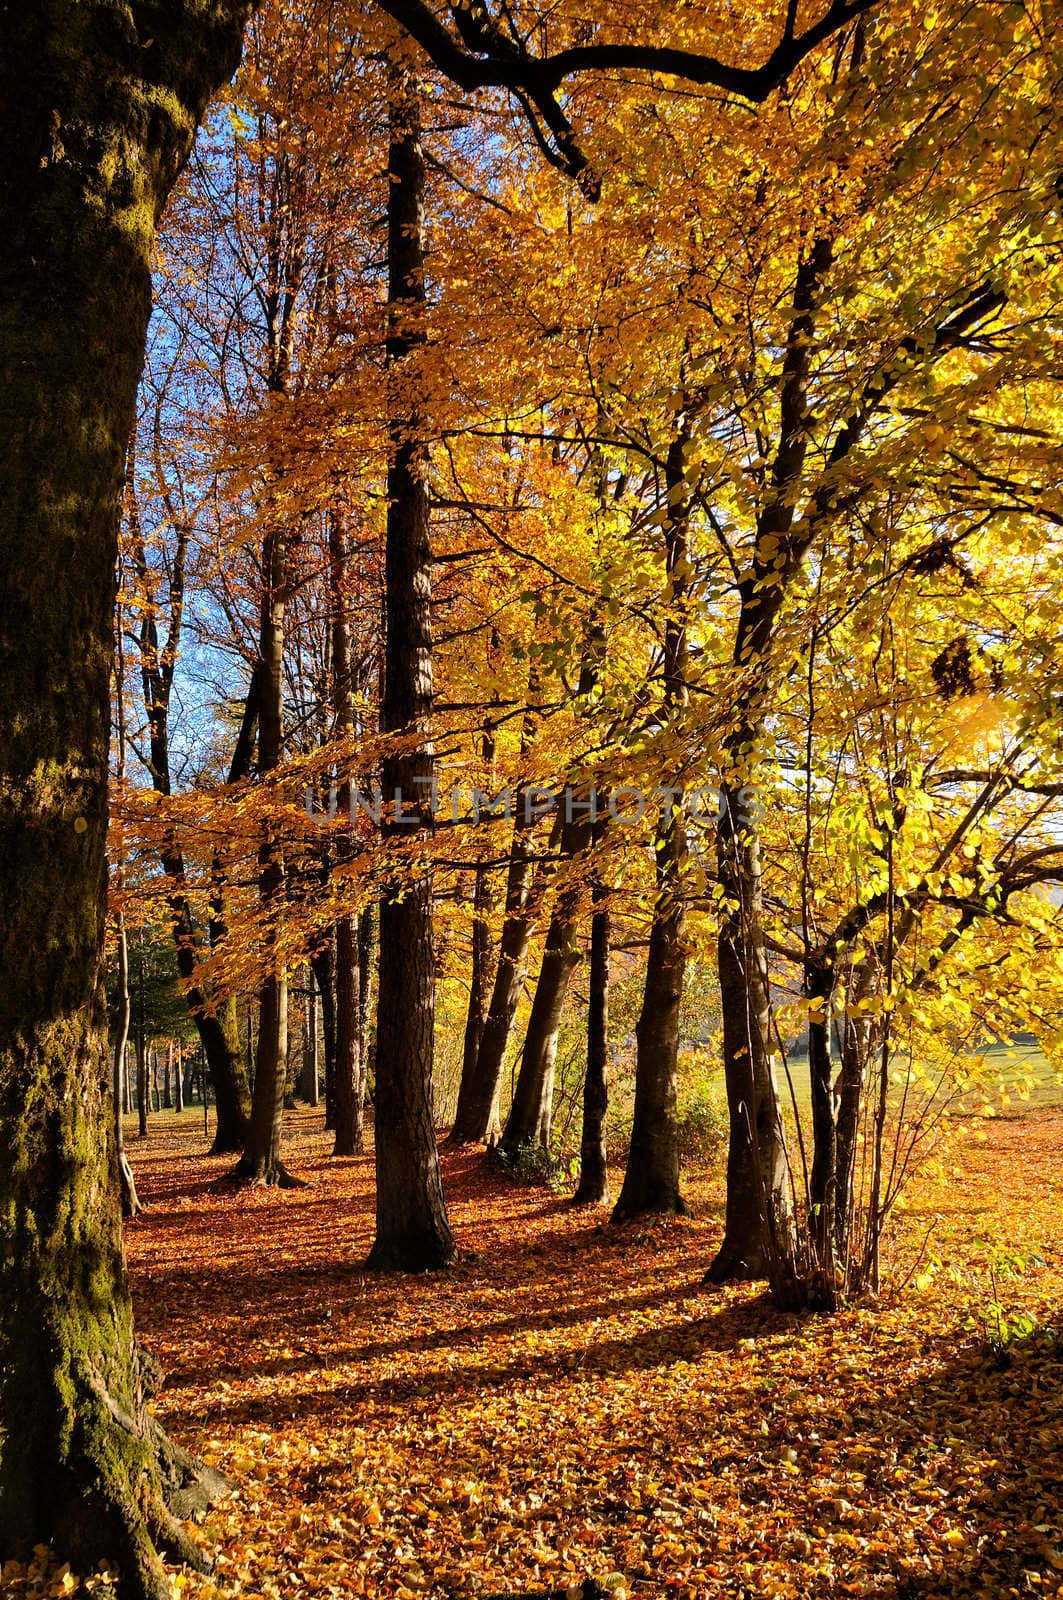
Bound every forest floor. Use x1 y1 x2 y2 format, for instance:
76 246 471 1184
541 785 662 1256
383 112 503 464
113 1107 1063 1600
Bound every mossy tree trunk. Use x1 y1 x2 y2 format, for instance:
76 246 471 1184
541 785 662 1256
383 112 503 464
0 1 253 1589
368 69 455 1273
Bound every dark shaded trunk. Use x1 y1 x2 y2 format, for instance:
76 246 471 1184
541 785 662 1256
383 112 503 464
333 913 363 1155
499 653 601 1160
706 793 790 1283
613 853 688 1218
230 521 302 1188
0 2 251 1587
451 806 538 1144
834 957 877 1253
300 974 320 1106
499 886 582 1156
614 428 692 1220
573 887 609 1206
450 718 504 1143
174 1039 185 1114
807 961 837 1279
367 71 454 1272
329 507 365 1157
311 939 337 1127
162 1041 173 1110
456 852 496 1114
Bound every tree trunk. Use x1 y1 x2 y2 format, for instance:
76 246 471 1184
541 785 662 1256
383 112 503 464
614 428 692 1220
451 719 498 1136
311 940 337 1128
230 521 302 1188
456 855 496 1117
613 854 688 1218
358 902 375 1103
162 1040 173 1110
301 975 320 1107
705 795 791 1283
136 1028 149 1140
499 892 582 1156
573 888 609 1206
0 1 251 1587
367 71 454 1272
174 1039 184 1114
451 808 537 1144
328 506 365 1157
113 917 142 1217
333 913 363 1155
806 960 839 1289
834 957 878 1256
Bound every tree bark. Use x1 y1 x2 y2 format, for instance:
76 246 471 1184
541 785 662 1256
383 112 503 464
329 507 365 1157
113 916 142 1217
573 885 609 1206
174 1039 185 1114
0 1 252 1587
614 427 692 1221
705 794 791 1283
367 70 454 1272
300 974 320 1106
230 522 302 1188
499 663 600 1160
451 801 540 1144
499 886 582 1155
136 1023 149 1140
333 913 363 1155
358 902 376 1103
311 939 338 1127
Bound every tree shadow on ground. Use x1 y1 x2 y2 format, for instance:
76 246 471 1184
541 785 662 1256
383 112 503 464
868 1318 1063 1598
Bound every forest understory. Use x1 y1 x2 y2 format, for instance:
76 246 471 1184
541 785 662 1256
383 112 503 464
19 1107 1061 1600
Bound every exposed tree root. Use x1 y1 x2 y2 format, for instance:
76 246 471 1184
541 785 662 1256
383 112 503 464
223 1155 308 1189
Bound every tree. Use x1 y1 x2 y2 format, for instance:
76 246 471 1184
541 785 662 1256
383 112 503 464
0 1 254 1589
367 65 456 1272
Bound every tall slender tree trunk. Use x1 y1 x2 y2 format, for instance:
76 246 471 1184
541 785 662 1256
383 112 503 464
113 915 142 1218
311 940 337 1127
231 522 302 1187
499 881 583 1156
451 804 539 1143
301 975 320 1107
358 902 376 1105
333 915 362 1155
329 507 365 1157
573 880 610 1206
452 721 498 1132
0 2 251 1586
705 792 791 1283
137 1027 149 1140
614 428 693 1220
834 956 877 1254
499 655 601 1160
368 70 454 1272
174 1039 185 1114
